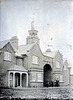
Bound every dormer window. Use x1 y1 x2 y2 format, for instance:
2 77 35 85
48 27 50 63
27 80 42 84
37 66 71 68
4 51 11 61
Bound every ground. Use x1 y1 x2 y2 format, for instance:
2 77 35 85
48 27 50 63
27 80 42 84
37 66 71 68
0 87 73 99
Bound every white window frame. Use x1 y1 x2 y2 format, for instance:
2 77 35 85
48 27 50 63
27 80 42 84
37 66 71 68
37 73 43 82
32 56 39 64
31 73 36 82
60 75 64 82
56 61 60 68
4 51 11 61
10 73 13 81
64 65 67 70
10 73 13 87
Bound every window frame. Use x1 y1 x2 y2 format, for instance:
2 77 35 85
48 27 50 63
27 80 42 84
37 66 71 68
56 61 60 68
32 55 39 65
4 51 12 61
64 65 67 70
31 72 36 82
37 73 43 82
59 75 64 82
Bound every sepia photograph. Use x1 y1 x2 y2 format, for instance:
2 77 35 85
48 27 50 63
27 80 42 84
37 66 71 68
0 0 73 99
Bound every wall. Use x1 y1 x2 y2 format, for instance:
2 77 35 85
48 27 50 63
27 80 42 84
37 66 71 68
16 57 23 66
26 43 53 87
52 52 64 86
70 75 73 86
0 43 16 87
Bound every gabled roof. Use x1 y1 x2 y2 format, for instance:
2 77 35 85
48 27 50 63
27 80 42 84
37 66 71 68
0 40 9 49
0 39 35 57
43 49 63 58
43 51 57 58
0 40 16 52
15 43 35 56
8 65 27 72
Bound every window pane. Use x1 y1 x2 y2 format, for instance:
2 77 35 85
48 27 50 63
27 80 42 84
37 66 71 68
4 52 11 61
37 73 42 82
10 73 13 80
31 73 36 82
60 75 63 82
32 56 39 64
56 62 60 68
64 66 67 70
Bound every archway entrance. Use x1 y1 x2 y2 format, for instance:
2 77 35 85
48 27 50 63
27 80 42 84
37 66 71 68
15 73 20 87
43 64 52 87
22 74 26 87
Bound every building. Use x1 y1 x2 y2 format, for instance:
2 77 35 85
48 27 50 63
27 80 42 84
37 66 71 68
70 74 73 86
0 24 70 88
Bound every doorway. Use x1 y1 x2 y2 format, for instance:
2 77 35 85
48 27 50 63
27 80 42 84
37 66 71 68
43 64 52 87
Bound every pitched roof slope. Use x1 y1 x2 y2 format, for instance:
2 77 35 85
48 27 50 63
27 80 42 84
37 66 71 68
0 40 16 52
8 65 27 72
0 40 10 49
43 51 57 58
0 39 35 57
16 43 35 56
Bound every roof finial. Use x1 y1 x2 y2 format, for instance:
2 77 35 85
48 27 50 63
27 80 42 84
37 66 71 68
31 20 35 30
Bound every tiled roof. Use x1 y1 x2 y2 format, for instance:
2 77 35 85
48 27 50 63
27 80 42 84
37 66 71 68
16 43 35 56
0 39 35 57
0 39 16 52
0 40 10 49
8 65 27 72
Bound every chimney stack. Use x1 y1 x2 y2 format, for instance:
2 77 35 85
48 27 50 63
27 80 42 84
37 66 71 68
10 36 18 49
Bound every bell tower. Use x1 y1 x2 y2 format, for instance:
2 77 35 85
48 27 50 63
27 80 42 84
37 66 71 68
26 21 39 44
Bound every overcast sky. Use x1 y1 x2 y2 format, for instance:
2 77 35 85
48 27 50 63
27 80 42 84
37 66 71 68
0 0 73 73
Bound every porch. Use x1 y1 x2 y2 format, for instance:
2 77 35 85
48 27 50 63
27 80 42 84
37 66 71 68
8 65 28 88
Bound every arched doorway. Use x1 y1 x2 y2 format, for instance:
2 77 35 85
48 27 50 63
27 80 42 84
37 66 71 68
22 73 26 87
43 64 52 87
15 73 20 87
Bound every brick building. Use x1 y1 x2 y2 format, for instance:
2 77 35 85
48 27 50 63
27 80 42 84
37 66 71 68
0 24 70 88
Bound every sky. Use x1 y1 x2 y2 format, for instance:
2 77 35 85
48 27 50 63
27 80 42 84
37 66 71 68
0 0 73 74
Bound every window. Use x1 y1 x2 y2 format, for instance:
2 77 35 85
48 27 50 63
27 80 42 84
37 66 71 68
37 73 42 82
10 73 13 87
4 52 11 61
32 56 39 64
60 75 63 82
56 62 60 68
64 65 67 70
31 73 36 82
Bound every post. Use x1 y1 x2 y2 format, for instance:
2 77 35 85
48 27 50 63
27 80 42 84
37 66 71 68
13 72 15 88
26 73 28 87
8 71 10 87
20 73 22 87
